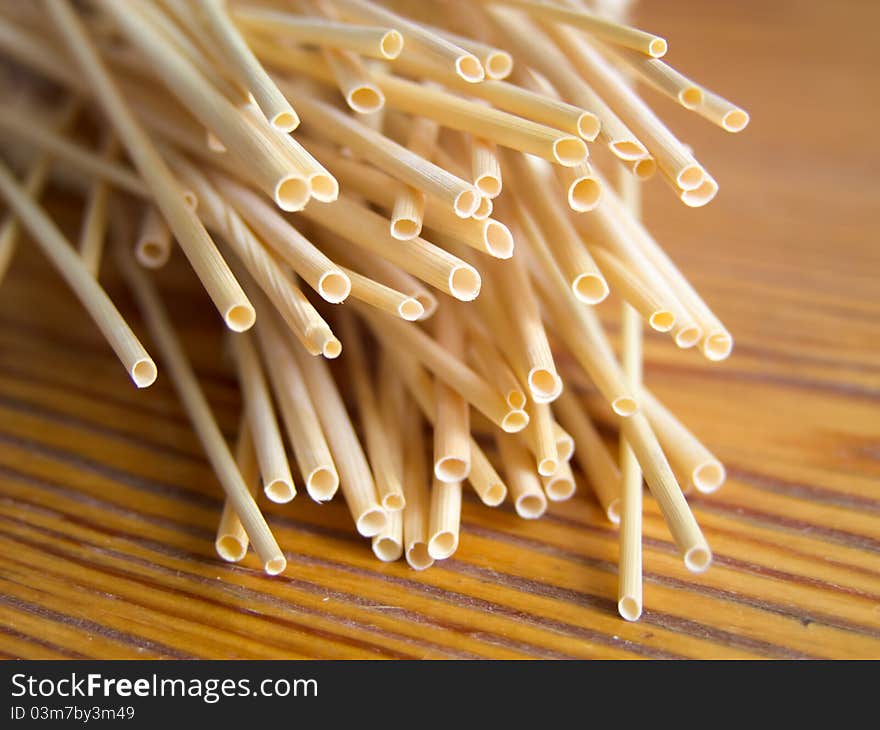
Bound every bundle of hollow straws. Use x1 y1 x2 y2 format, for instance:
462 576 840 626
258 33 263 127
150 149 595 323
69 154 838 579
0 0 748 622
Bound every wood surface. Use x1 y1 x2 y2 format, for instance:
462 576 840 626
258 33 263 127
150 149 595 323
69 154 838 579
0 0 878 659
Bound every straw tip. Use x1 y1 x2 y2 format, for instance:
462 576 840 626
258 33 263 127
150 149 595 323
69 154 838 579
318 271 351 304
215 536 247 563
448 266 481 301
264 478 296 504
453 188 481 218
484 220 514 259
545 476 575 502
398 297 425 321
618 596 643 621
515 493 547 519
434 457 470 483
684 545 712 573
482 483 507 507
501 409 529 433
693 462 726 493
406 542 434 571
347 86 385 115
356 507 388 537
308 172 339 203
484 51 513 80
649 37 668 58
553 136 589 167
131 358 158 388
701 331 733 361
722 109 750 133
428 531 458 560
607 499 622 525
612 396 638 417
225 304 256 332
649 310 676 333
271 110 299 133
274 176 310 211
455 54 485 83
380 30 404 59
307 467 339 501
264 555 287 575
373 537 403 562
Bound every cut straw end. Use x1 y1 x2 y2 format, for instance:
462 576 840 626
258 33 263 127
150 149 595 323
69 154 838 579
415 291 438 320
448 265 481 301
264 478 295 504
224 304 256 332
434 456 470 483
215 535 247 563
537 457 559 478
131 358 158 388
373 536 403 561
680 175 719 207
501 409 529 433
552 136 589 167
207 130 226 153
567 177 602 212
274 175 310 211
454 53 485 83
610 139 649 161
317 270 351 303
618 595 643 622
383 493 405 511
611 396 638 417
572 273 609 304
182 189 198 211
632 156 657 180
398 297 425 321
722 108 750 133
271 109 299 133
684 545 712 573
701 330 733 361
556 434 574 463
308 326 342 359
607 498 621 525
649 37 668 58
307 172 339 203
649 310 676 332
484 220 514 258
391 217 421 240
544 472 574 501
679 86 704 109
264 555 287 575
674 324 702 349
515 492 547 519
506 389 527 411
475 174 502 198
577 112 601 142
481 482 507 507
528 368 563 403
306 466 339 501
428 531 458 560
346 85 385 115
484 51 513 80
676 164 705 191
693 461 726 494
356 507 388 537
379 30 404 60
453 188 481 218
405 542 434 570
471 195 493 220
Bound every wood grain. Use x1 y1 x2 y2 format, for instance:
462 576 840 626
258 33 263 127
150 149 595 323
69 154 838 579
0 0 878 659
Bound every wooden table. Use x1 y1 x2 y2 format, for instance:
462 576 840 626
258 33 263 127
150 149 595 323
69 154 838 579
0 0 878 659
